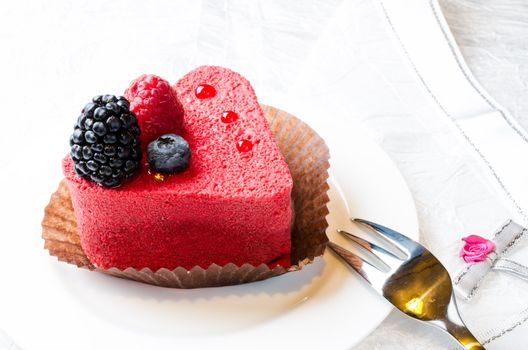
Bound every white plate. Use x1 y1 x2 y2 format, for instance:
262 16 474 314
0 117 417 350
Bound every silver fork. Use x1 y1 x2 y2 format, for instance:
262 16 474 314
328 218 485 350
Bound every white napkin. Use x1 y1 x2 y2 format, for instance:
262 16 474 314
285 0 528 348
0 330 18 350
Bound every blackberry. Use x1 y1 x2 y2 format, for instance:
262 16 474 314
70 95 142 187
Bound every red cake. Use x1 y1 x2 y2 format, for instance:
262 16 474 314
63 66 293 271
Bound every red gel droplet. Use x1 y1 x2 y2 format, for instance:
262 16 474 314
221 111 238 123
236 139 253 152
195 84 216 99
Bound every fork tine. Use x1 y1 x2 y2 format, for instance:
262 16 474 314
327 242 387 286
336 230 390 272
354 218 422 256
337 229 403 260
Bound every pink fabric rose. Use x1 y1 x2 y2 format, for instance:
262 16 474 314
459 235 495 263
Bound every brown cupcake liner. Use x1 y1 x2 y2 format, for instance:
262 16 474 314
42 105 330 288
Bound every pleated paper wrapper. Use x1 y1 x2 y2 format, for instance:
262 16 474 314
42 105 330 288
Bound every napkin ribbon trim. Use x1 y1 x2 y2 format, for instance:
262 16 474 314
454 220 528 301
428 1 528 146
379 0 528 343
380 0 528 224
494 259 528 281
428 0 528 224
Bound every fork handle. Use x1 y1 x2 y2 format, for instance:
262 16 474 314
445 322 485 350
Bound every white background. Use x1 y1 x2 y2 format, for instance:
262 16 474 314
1 0 528 349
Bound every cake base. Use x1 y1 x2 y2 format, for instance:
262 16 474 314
42 105 330 288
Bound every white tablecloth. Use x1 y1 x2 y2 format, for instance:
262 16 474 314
1 0 528 349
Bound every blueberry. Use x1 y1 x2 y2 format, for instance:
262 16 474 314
147 134 190 173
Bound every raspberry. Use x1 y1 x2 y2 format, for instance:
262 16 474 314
124 74 184 146
70 95 142 187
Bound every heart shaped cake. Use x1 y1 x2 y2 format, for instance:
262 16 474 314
62 66 293 271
